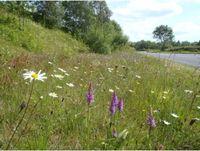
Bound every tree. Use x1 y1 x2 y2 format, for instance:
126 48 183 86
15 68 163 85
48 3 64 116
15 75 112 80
153 25 174 50
33 1 63 28
62 1 95 35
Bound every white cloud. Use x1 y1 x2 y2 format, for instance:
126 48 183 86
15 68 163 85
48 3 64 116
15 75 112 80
112 0 182 19
107 0 200 42
174 22 200 41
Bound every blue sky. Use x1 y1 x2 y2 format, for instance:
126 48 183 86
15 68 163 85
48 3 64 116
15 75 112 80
106 0 200 42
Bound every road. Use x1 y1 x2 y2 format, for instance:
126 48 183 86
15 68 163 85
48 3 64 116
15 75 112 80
141 52 200 68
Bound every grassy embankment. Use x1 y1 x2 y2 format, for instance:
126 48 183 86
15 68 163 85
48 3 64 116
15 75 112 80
0 9 200 150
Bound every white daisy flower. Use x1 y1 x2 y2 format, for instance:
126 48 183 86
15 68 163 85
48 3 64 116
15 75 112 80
65 73 70 76
135 75 141 79
66 83 74 87
184 90 193 94
23 70 47 82
58 67 66 73
48 61 53 65
118 129 128 139
163 120 171 125
197 106 200 110
40 96 44 99
107 68 113 73
56 85 62 89
109 89 114 93
49 92 58 98
129 89 134 93
163 90 169 94
52 74 64 80
171 113 179 118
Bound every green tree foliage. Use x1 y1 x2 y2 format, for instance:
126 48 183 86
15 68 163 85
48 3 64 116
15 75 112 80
33 1 64 28
134 40 159 51
62 1 95 35
153 25 174 50
1 1 129 53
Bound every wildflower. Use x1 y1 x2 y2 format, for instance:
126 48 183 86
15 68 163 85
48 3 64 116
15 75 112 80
118 129 128 139
112 128 118 138
48 61 53 65
163 96 166 99
135 75 141 79
163 90 169 94
109 89 114 93
56 85 62 89
171 113 179 118
118 99 124 112
108 68 113 73
151 90 155 94
66 83 74 87
49 92 58 98
184 90 193 94
52 74 64 80
136 82 140 85
86 83 94 105
197 106 200 110
110 92 118 115
58 67 66 73
65 73 70 76
147 108 156 128
40 96 44 99
129 89 134 93
74 66 79 69
153 109 160 113
23 70 47 82
163 120 171 125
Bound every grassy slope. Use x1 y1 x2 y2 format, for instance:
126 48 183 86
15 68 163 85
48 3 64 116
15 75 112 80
0 8 89 62
0 8 200 150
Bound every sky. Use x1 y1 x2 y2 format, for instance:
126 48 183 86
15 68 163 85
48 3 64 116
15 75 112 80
106 0 200 42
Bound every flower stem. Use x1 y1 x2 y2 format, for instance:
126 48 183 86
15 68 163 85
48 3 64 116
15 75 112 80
6 81 34 149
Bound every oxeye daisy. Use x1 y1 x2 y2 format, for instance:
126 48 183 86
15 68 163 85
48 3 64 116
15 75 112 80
23 70 47 82
171 113 179 118
66 83 75 87
49 92 58 98
163 120 171 125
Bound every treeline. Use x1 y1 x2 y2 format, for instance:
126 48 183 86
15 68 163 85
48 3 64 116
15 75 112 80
0 1 128 53
134 40 200 51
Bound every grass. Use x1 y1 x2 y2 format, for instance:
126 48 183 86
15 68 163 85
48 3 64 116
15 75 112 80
0 7 89 60
0 6 200 150
0 49 200 149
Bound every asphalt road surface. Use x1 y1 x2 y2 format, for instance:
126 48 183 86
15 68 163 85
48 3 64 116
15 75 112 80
141 52 200 68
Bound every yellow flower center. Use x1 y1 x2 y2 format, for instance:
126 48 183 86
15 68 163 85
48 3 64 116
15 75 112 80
31 73 38 79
